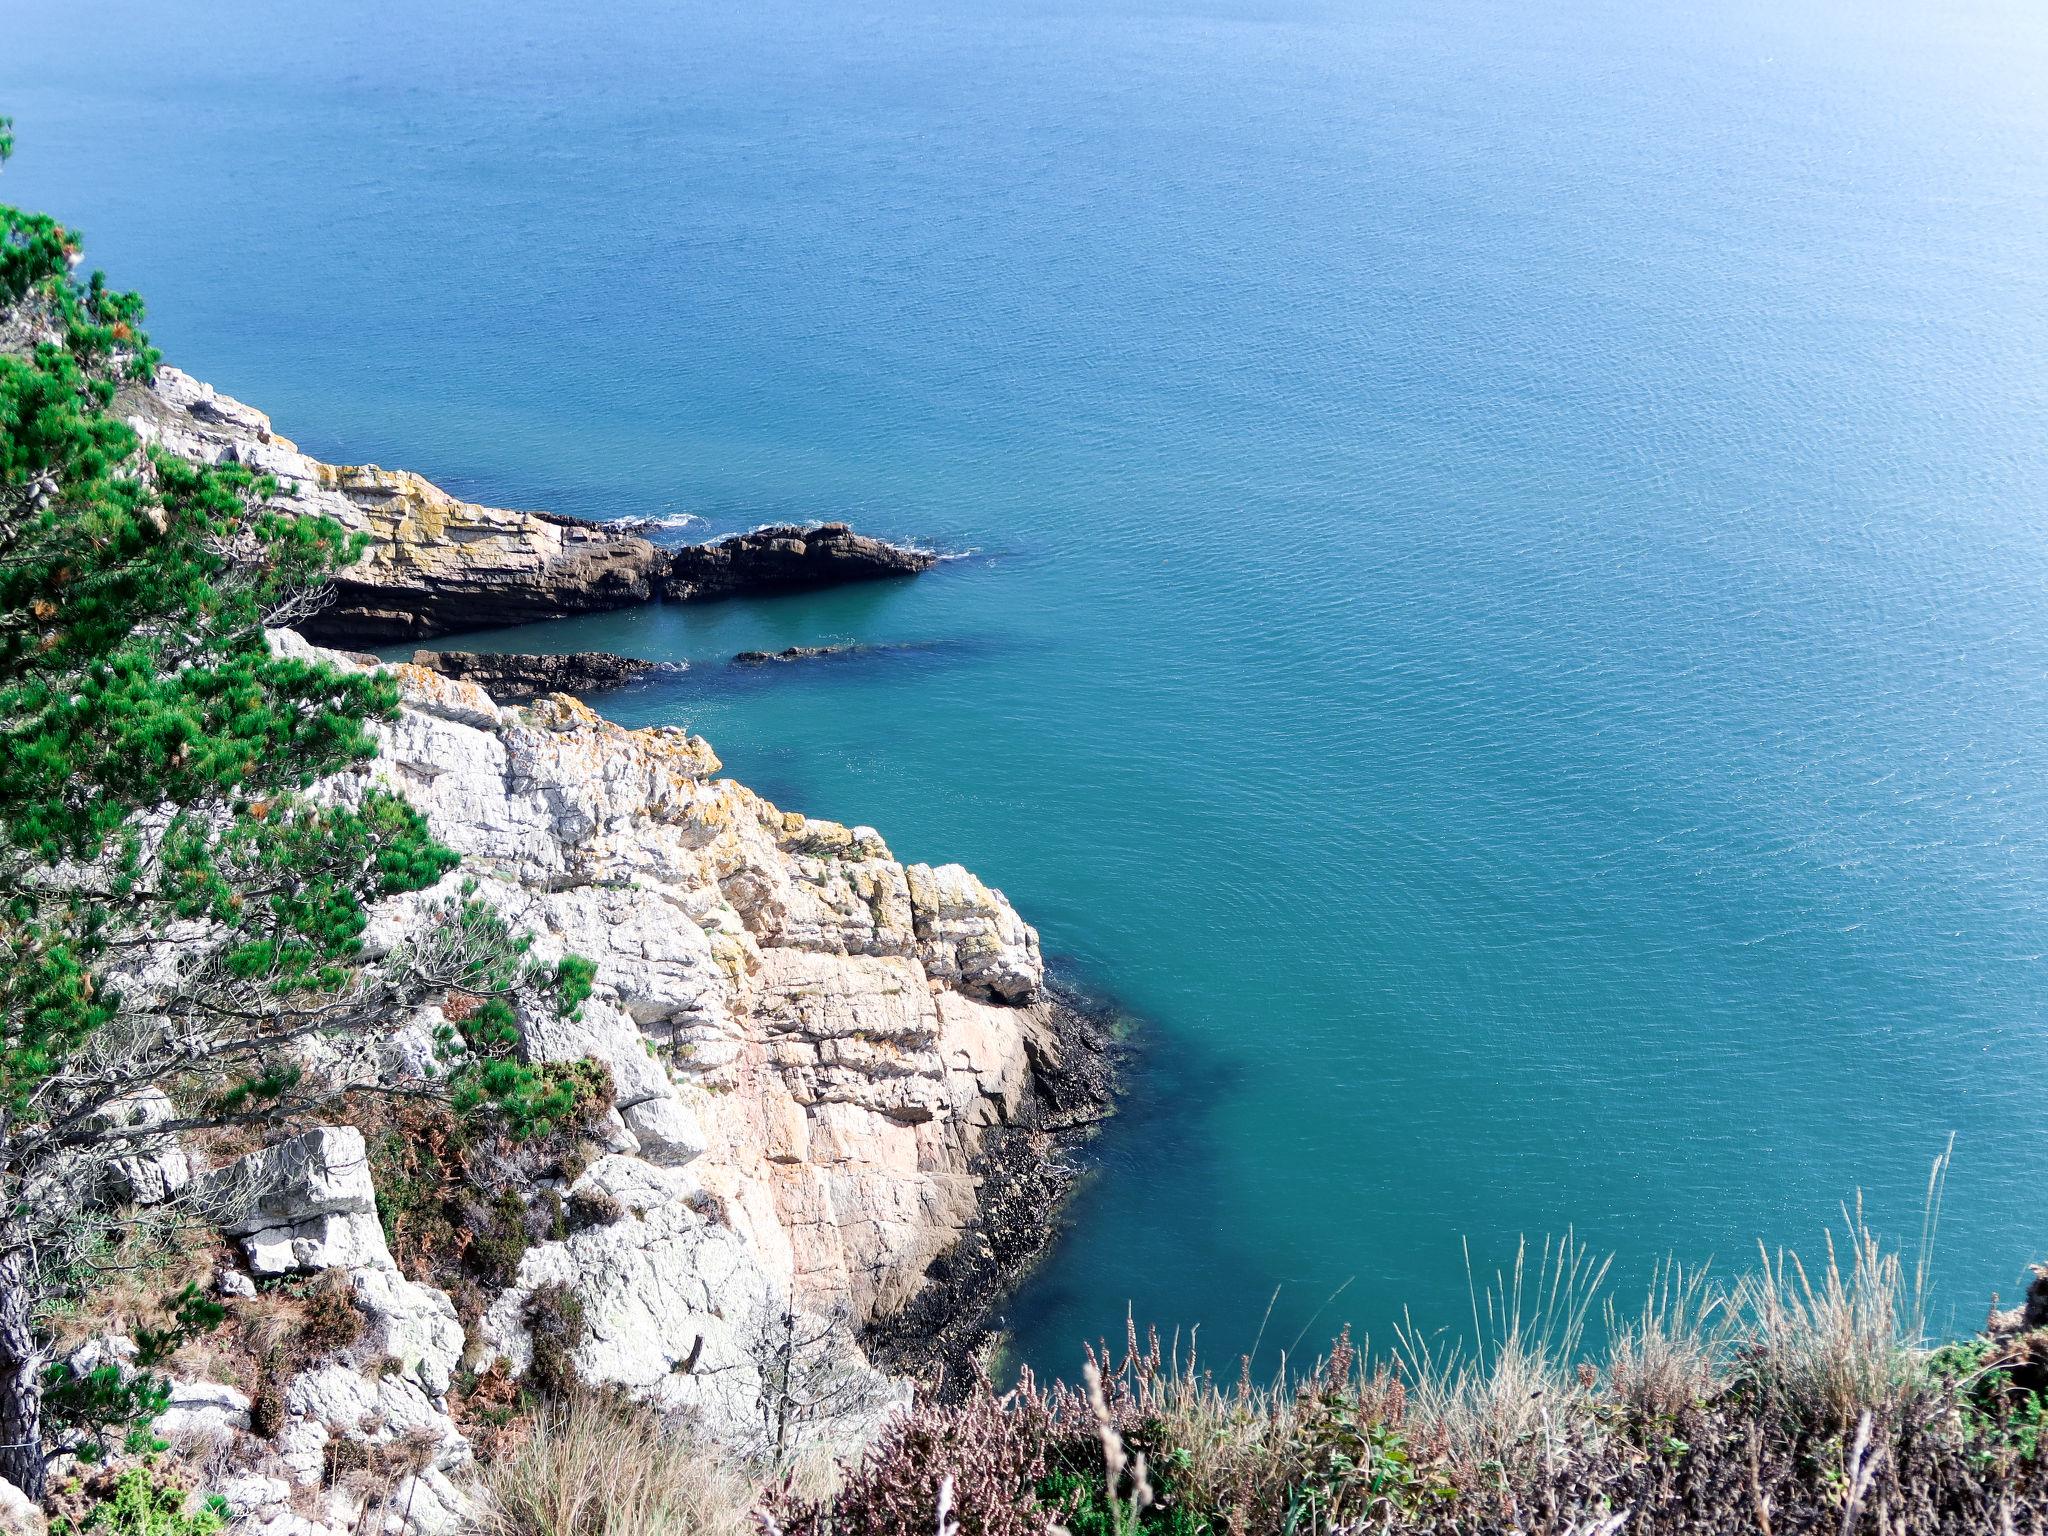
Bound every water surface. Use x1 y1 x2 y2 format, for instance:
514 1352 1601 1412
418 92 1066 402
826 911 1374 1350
9 0 2048 1369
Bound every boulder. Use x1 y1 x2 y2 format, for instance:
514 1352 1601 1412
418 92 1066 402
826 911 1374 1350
192 1126 388 1276
0 1477 44 1536
349 1267 466 1398
154 1380 251 1441
87 1088 191 1205
907 862 1043 1004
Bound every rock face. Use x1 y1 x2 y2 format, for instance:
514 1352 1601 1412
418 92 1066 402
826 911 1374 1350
123 369 663 645
664 523 937 602
268 632 1068 1452
409 648 659 700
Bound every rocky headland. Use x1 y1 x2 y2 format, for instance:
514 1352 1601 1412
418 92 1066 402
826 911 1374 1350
80 633 1114 1536
121 370 939 645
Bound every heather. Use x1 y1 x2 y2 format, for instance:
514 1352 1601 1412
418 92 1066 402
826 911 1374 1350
485 1196 2048 1536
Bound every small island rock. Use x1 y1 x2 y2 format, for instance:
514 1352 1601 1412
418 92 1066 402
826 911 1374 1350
663 522 937 602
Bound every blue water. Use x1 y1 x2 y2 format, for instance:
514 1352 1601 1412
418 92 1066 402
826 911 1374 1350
11 0 2048 1372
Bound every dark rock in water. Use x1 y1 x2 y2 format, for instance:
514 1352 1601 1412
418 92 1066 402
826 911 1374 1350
663 522 937 602
731 644 865 666
408 649 659 701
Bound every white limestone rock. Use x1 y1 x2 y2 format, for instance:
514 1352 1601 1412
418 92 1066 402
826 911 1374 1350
154 1380 251 1441
349 1267 465 1398
214 1474 293 1521
282 1364 468 1480
906 862 1043 1005
0 1477 45 1536
480 1155 901 1450
88 1089 192 1205
193 1127 389 1277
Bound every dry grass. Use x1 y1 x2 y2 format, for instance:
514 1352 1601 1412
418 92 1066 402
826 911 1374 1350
1394 1230 1612 1470
40 1212 219 1354
790 1147 2042 1533
1602 1260 1724 1431
479 1392 760 1536
473 1146 2048 1535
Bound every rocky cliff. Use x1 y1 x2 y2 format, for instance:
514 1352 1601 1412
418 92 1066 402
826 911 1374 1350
68 629 1103 1536
47 358 1099 1536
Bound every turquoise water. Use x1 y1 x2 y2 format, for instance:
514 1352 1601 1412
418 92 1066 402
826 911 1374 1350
10 0 2048 1371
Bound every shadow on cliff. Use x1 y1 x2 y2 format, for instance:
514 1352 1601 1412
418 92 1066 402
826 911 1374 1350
986 955 1246 1383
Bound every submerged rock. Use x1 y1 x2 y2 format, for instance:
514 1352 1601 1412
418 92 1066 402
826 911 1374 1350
664 522 937 602
733 643 863 665
409 648 660 700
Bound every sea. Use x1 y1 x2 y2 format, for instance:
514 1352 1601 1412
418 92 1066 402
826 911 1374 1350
9 0 2048 1374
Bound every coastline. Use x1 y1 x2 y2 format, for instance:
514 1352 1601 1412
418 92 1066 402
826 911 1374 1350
122 357 1128 1410
861 975 1124 1387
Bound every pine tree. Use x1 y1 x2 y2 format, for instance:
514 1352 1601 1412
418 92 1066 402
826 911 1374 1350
0 125 587 1499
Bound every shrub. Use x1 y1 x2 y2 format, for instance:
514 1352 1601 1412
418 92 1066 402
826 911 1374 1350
566 1188 625 1232
51 1467 225 1536
523 1284 589 1402
299 1268 365 1355
782 1376 1056 1536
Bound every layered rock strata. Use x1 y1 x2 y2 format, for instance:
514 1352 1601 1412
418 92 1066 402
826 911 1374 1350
122 368 663 645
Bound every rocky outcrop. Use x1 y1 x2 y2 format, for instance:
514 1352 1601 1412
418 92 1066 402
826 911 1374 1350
663 523 937 602
122 375 939 644
224 633 1094 1460
409 649 660 700
123 370 663 645
193 1126 390 1278
48 628 1100 1533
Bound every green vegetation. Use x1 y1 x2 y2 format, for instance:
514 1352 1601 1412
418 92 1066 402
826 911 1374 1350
42 1285 225 1463
52 1467 225 1536
0 121 602 1503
